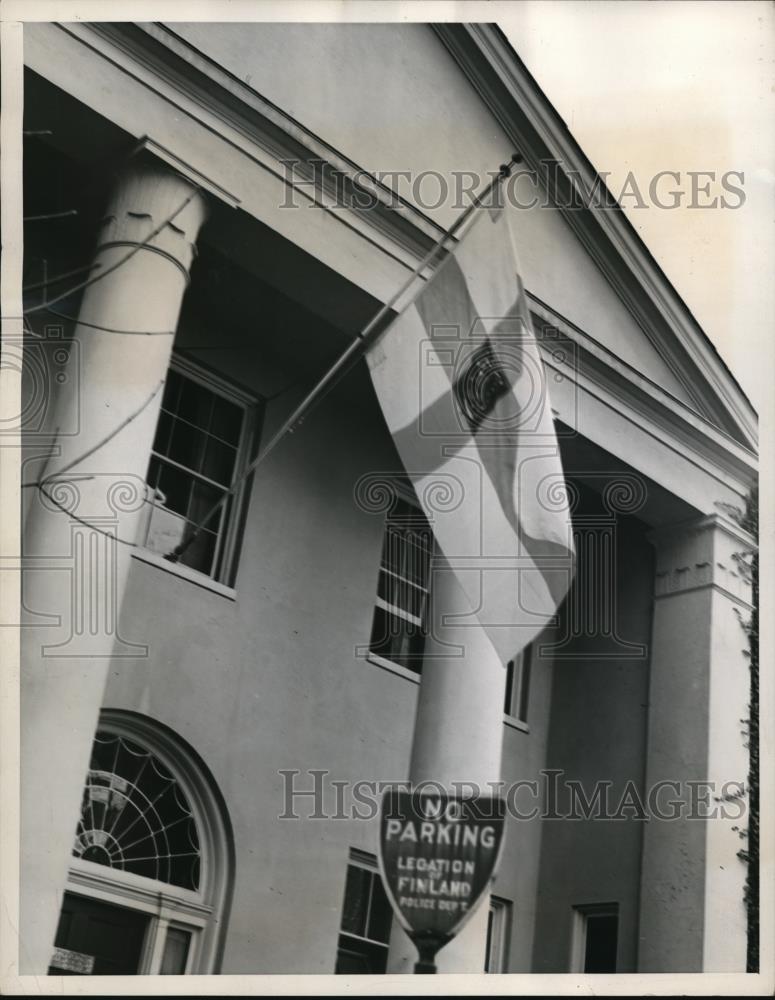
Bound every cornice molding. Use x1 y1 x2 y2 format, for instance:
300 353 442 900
532 297 757 497
432 23 758 452
87 21 449 270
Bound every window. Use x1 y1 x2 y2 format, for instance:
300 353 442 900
369 497 432 674
49 711 233 975
140 357 257 583
504 646 531 723
570 903 619 973
335 850 393 974
485 895 512 973
71 731 201 889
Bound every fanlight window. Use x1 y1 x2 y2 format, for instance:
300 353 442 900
73 732 200 890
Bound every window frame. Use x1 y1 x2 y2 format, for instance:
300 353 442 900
485 894 513 973
56 710 233 976
367 489 432 678
503 646 531 731
335 848 393 974
139 354 260 587
58 867 208 975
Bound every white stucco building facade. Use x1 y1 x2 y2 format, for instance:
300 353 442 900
15 20 757 978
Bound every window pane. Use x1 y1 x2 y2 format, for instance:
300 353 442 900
152 410 175 458
188 478 222 525
370 607 425 672
145 500 187 557
504 651 531 721
146 455 163 493
201 437 237 487
377 571 425 620
169 421 208 475
517 651 531 723
337 858 391 975
369 606 391 660
404 531 431 586
340 865 370 937
210 395 243 445
376 570 395 609
160 927 191 975
384 528 402 580
154 461 192 517
184 481 225 573
394 622 425 672
485 898 512 973
142 369 258 579
402 579 427 620
144 364 256 584
177 378 213 429
370 499 431 671
366 877 392 944
485 907 495 972
179 527 217 576
161 369 183 414
75 732 201 891
584 914 618 973
504 660 515 715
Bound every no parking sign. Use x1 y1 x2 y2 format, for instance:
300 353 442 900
378 788 506 972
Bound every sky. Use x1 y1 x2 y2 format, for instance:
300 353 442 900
499 0 775 417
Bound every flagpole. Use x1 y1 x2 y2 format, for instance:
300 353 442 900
167 152 522 562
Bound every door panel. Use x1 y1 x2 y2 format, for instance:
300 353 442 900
49 892 149 974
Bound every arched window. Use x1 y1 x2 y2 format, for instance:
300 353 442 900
49 711 233 976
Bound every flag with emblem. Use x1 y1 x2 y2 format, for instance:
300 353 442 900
366 205 575 663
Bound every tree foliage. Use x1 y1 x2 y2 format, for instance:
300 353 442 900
719 488 758 972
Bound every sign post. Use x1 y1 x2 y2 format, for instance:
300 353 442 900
378 788 506 973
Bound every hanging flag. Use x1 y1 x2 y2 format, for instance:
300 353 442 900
366 205 575 663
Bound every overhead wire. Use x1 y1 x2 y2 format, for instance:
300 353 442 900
23 186 202 316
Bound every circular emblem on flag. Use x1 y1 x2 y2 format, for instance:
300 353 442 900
453 340 514 433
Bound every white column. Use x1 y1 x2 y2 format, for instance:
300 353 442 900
637 513 754 972
386 557 507 973
20 162 207 973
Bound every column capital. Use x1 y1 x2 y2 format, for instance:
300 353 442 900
97 162 209 279
647 512 755 606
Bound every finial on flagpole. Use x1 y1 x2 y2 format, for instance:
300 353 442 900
498 153 523 178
